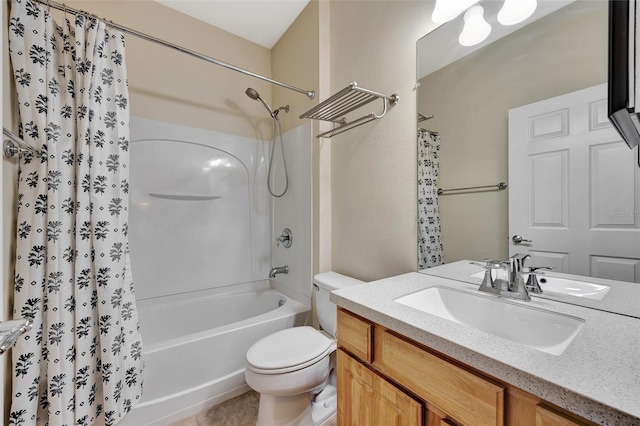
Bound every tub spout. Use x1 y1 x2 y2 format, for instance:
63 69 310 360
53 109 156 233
269 266 289 278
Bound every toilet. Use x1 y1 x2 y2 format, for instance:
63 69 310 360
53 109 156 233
245 272 364 426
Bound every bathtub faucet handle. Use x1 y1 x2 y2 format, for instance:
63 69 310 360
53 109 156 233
276 228 292 249
269 266 289 279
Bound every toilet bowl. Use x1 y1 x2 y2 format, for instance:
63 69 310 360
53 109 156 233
245 272 364 426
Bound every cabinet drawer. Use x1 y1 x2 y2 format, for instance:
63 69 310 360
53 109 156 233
377 329 504 426
337 309 373 363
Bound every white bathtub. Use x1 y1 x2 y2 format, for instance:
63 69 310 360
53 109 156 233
120 281 310 425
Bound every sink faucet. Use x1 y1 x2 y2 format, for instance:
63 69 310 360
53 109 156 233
525 266 554 294
505 253 531 301
269 265 289 278
472 253 532 301
509 253 531 280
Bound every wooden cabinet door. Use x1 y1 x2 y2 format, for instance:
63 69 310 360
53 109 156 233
337 349 422 426
427 410 459 426
536 405 592 426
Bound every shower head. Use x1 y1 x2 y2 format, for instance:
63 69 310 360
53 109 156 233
245 87 260 101
245 87 276 118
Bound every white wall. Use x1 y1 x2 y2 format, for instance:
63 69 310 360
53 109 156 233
126 118 313 305
129 117 272 301
271 122 313 303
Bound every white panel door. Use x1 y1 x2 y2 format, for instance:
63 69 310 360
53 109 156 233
509 84 640 282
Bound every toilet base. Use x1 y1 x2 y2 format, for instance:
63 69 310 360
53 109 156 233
256 384 337 426
256 393 313 426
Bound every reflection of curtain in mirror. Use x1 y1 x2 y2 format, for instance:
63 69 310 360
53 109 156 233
418 129 444 269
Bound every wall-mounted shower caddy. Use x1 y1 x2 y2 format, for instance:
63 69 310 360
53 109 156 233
300 82 399 138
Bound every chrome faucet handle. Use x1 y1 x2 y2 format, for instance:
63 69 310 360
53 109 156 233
510 253 532 272
508 253 531 290
471 261 501 294
275 228 292 248
524 266 554 294
525 272 543 294
501 255 531 301
528 266 554 273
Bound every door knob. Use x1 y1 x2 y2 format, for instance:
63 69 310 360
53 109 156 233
512 234 532 244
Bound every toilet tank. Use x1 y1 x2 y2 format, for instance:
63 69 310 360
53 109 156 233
313 272 364 337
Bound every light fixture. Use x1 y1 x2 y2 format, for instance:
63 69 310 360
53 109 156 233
458 6 491 47
431 0 478 24
497 0 538 26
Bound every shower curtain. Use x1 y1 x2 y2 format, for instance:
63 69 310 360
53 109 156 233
8 0 143 424
418 128 444 269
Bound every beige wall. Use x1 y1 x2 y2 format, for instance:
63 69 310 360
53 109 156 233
328 1 435 282
418 1 607 263
61 0 273 140
272 1 319 135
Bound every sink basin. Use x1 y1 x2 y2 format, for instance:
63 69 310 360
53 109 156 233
469 271 610 300
395 286 584 355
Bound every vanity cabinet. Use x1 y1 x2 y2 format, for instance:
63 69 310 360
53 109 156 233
336 308 596 426
337 349 422 425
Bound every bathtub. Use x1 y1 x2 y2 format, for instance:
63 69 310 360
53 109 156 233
120 281 310 425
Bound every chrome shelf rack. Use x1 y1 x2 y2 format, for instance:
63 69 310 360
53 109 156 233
300 82 399 138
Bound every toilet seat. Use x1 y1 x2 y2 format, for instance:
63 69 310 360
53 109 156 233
246 326 334 375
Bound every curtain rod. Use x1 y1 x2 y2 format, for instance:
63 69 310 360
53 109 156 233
33 0 316 100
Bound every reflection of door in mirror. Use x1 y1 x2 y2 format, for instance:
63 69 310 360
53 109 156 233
508 84 640 282
415 1 640 283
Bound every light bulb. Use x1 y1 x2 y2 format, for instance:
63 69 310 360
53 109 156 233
431 0 479 24
497 0 538 26
458 6 492 47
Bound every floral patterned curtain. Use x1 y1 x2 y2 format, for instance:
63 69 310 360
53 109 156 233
418 128 444 269
8 0 143 424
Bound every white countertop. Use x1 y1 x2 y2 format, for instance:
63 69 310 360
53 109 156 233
331 272 640 425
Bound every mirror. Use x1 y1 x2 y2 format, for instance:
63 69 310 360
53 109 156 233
417 0 640 317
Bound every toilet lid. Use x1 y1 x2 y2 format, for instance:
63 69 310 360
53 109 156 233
246 326 334 374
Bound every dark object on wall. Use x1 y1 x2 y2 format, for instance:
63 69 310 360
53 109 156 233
608 0 640 166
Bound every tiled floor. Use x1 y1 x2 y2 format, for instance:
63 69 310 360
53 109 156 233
169 391 338 426
170 391 260 426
